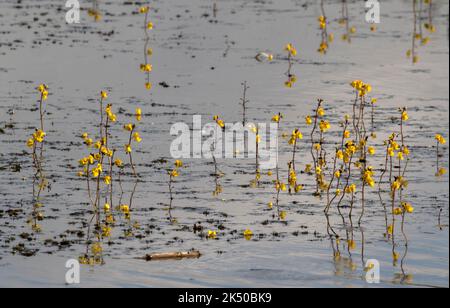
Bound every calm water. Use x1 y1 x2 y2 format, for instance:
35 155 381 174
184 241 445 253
0 0 448 288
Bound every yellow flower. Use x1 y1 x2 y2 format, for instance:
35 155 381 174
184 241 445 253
124 124 134 132
102 225 112 237
141 64 153 72
133 132 142 143
435 134 446 145
402 202 414 214
388 147 395 157
314 143 321 151
305 115 313 125
175 160 183 168
147 22 154 30
268 202 273 209
344 130 351 138
125 144 132 154
27 138 35 148
279 211 287 220
32 129 46 143
114 159 123 167
319 120 331 132
100 91 108 100
139 6 150 14
317 107 325 117
348 240 356 250
391 180 401 191
345 184 356 194
336 150 344 160
334 170 341 178
305 164 312 173
104 176 111 185
368 146 376 155
120 204 130 214
104 203 111 212
145 82 152 90
437 168 447 177
285 43 297 56
393 252 400 262
272 114 281 123
393 208 403 215
401 110 409 121
170 169 179 178
243 229 253 240
136 108 142 121
387 225 394 235
207 230 217 239
397 152 404 161
91 243 103 256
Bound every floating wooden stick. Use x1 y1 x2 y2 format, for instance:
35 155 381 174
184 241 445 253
140 250 201 261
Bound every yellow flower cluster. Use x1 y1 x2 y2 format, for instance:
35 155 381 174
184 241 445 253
37 84 49 101
363 167 375 187
435 134 446 145
27 129 46 148
285 43 297 57
212 115 225 130
289 129 303 145
350 80 372 97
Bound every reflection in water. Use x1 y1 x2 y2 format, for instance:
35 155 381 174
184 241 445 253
139 5 153 91
339 0 356 43
284 44 297 88
408 0 436 64
434 134 447 177
318 0 334 54
88 0 102 22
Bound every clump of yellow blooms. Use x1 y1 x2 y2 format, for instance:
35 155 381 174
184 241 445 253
285 43 297 57
435 134 446 145
213 115 225 129
350 80 372 97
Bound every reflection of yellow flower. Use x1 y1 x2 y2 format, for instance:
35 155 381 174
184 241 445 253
207 230 217 239
136 108 142 121
243 229 253 240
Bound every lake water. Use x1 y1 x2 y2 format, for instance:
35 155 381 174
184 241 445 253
0 0 448 288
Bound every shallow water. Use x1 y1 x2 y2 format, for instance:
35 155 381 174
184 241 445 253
0 0 449 288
